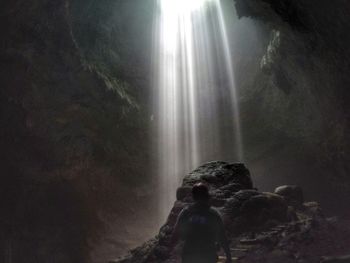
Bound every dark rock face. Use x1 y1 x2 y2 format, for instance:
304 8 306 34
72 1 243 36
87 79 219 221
111 162 350 263
233 0 350 215
0 1 156 262
234 0 309 30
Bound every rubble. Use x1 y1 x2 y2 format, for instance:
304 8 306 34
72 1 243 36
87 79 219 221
110 162 350 263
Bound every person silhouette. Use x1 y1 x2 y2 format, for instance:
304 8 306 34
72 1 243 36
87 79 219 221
172 183 232 263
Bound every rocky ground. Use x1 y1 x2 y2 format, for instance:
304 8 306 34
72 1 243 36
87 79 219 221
110 161 350 263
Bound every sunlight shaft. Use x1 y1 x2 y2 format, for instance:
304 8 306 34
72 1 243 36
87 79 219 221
154 0 243 221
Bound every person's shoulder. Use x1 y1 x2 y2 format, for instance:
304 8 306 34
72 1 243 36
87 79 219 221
208 208 224 225
178 204 192 217
208 207 222 218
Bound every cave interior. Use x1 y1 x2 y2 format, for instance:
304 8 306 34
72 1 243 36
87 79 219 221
0 0 349 262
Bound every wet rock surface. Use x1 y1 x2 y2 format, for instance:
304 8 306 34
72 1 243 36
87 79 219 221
110 162 350 263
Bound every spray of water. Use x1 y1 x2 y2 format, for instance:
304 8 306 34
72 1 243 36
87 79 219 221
153 0 243 221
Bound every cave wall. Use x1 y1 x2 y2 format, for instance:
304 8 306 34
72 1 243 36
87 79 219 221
0 0 156 262
233 0 350 214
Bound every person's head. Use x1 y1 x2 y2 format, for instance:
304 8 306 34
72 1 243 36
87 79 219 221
192 183 210 203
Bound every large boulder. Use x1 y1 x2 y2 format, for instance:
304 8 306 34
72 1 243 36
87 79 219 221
183 161 253 190
176 161 254 203
223 190 288 233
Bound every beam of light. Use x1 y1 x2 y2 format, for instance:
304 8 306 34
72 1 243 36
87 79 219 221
160 0 212 14
153 0 244 222
215 1 244 161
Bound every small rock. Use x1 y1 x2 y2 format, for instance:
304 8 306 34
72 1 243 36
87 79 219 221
221 183 244 193
303 201 322 216
275 185 304 208
240 192 288 226
234 190 259 201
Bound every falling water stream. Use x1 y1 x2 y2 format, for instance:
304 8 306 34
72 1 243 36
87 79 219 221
153 0 243 221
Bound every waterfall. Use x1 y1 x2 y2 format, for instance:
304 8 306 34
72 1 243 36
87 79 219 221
153 0 243 221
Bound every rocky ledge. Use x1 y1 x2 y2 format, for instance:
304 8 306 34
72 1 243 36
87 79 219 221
111 161 350 263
